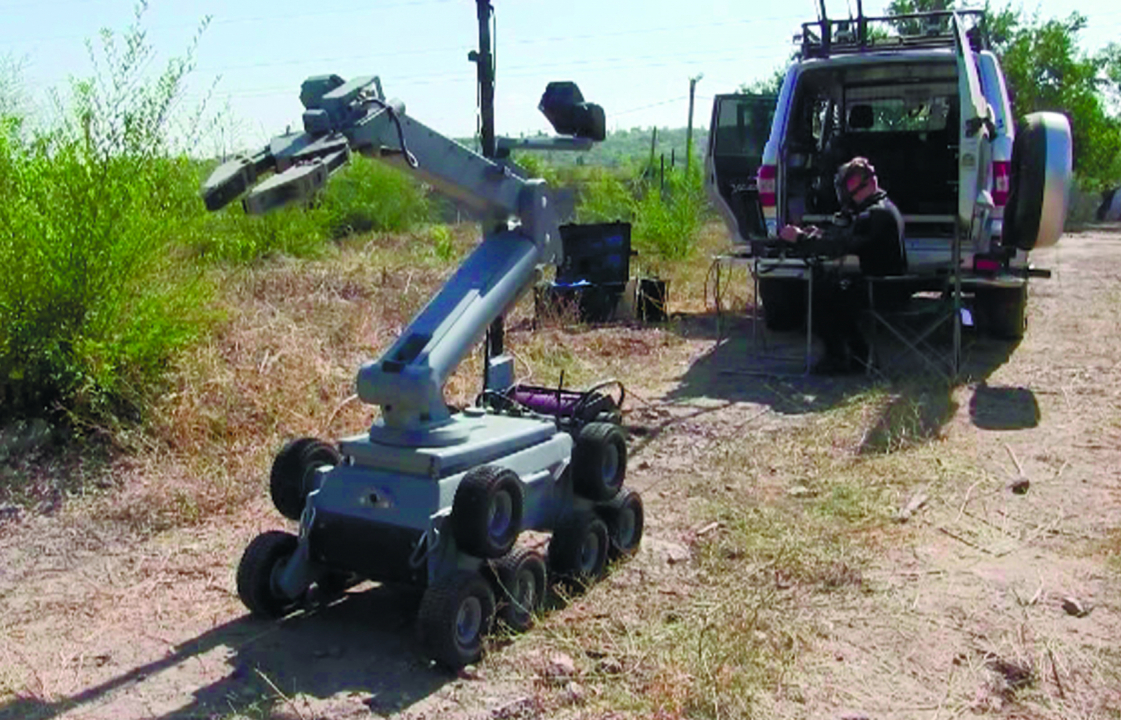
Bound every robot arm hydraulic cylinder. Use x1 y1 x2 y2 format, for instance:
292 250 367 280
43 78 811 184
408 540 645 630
201 75 562 436
358 228 542 431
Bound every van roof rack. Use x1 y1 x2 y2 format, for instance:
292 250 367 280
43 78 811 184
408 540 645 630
800 8 989 59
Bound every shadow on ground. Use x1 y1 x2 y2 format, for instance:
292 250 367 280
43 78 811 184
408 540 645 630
0 584 451 720
655 309 1030 451
968 382 1041 430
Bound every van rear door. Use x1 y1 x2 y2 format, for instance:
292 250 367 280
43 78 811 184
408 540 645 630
953 12 993 238
704 93 777 243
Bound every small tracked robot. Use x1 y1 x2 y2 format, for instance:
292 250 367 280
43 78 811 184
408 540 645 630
201 38 643 669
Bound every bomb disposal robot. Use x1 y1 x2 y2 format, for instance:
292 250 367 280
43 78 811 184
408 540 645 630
201 74 643 669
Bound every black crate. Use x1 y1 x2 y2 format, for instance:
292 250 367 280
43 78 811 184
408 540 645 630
556 222 631 286
535 282 625 323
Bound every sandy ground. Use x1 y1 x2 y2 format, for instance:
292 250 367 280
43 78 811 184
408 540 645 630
0 229 1119 720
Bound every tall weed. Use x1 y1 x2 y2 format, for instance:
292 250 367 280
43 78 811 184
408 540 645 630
575 166 636 225
318 155 429 238
0 4 212 420
575 163 707 262
633 168 706 262
188 201 329 263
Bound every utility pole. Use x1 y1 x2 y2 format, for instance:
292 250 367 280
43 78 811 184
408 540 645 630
685 73 703 175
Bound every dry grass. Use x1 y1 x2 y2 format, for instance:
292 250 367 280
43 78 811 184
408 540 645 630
475 384 970 720
82 221 707 533
88 224 479 531
7 224 1119 719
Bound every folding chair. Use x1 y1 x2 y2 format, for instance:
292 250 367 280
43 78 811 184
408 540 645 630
863 274 961 381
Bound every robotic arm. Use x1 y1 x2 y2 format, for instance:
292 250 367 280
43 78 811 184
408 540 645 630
202 75 570 441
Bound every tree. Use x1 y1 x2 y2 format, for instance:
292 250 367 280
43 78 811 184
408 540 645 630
886 0 955 36
888 1 1121 188
991 11 1121 187
0 54 28 136
739 67 786 96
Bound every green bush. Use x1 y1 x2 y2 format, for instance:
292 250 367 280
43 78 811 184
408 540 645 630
575 166 636 225
188 200 329 263
633 169 706 261
185 152 429 263
0 7 211 420
575 164 707 262
511 151 562 186
318 155 429 237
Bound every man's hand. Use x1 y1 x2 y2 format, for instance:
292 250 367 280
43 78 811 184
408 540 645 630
779 224 803 243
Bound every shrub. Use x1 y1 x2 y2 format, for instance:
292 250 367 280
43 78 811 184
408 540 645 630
188 200 330 263
318 155 429 237
185 149 429 263
632 168 707 261
575 166 636 225
575 163 707 262
0 5 212 420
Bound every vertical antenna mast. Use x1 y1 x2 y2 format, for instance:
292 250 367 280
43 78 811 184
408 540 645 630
855 0 866 46
472 0 504 360
475 0 496 159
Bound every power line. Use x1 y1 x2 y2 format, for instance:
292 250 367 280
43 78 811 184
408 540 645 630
3 7 810 55
64 42 796 104
0 0 463 46
613 96 691 117
193 15 789 75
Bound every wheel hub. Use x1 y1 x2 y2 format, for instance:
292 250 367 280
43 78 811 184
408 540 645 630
579 533 601 573
488 491 513 541
601 445 619 483
514 568 535 610
455 596 483 647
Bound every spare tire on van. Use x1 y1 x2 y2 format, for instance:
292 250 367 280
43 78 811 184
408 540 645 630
1004 112 1072 251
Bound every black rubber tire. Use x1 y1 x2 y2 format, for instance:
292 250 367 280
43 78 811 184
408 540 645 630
1004 115 1048 251
572 422 627 502
417 571 496 670
489 548 548 633
236 531 300 619
270 438 341 521
548 510 610 582
975 285 1027 340
599 488 645 560
452 466 524 559
758 277 807 332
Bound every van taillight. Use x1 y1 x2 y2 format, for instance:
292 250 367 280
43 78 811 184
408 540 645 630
992 161 1010 217
758 164 777 208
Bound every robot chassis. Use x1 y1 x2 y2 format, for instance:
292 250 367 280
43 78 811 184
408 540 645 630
202 74 644 669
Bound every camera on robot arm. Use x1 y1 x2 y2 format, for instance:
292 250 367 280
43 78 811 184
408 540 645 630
199 74 611 434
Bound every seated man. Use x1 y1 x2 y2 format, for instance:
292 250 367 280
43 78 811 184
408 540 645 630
778 157 907 374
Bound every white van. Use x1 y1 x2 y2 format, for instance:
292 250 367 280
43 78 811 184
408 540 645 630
705 9 1071 339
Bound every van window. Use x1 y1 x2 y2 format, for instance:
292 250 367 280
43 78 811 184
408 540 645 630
711 95 776 169
844 87 954 133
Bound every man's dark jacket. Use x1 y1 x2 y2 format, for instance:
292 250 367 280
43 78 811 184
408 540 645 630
800 190 907 276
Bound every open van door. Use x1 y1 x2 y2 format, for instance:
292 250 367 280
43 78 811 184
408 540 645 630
953 12 993 239
705 93 777 243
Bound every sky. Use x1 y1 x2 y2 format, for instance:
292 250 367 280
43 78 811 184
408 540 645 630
3 0 1121 152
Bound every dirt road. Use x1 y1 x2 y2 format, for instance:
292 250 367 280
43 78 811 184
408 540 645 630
1 229 1118 719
